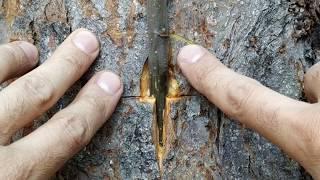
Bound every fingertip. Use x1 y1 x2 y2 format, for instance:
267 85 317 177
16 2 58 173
96 71 123 95
178 44 206 65
71 29 100 56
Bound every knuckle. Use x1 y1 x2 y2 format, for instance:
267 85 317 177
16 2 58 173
21 74 55 107
225 78 260 118
58 114 90 149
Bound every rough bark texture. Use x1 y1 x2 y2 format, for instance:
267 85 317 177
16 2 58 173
0 0 319 179
58 99 160 179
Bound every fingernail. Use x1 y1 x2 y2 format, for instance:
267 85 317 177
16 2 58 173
178 45 206 64
72 30 99 54
18 42 38 63
97 72 121 95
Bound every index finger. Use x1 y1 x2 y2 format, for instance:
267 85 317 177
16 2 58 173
177 45 309 153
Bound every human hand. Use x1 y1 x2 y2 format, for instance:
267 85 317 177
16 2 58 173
178 45 320 178
0 29 122 179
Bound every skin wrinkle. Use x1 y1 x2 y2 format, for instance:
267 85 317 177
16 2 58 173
300 110 320 153
0 42 37 82
257 102 292 146
2 148 34 179
9 44 29 70
29 127 69 168
78 94 107 116
197 58 224 92
21 74 56 108
44 55 88 80
255 101 281 132
201 65 225 94
57 54 87 74
0 91 27 138
60 115 90 149
2 45 19 71
225 77 257 119
294 118 320 175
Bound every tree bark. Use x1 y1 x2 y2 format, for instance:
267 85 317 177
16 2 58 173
0 0 319 179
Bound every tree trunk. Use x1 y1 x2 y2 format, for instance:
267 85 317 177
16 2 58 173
0 0 319 179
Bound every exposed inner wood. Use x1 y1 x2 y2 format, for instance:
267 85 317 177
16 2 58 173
2 0 20 25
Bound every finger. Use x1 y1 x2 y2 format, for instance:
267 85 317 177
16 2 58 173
0 29 99 144
304 63 320 103
0 41 38 83
8 72 122 179
177 45 309 154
